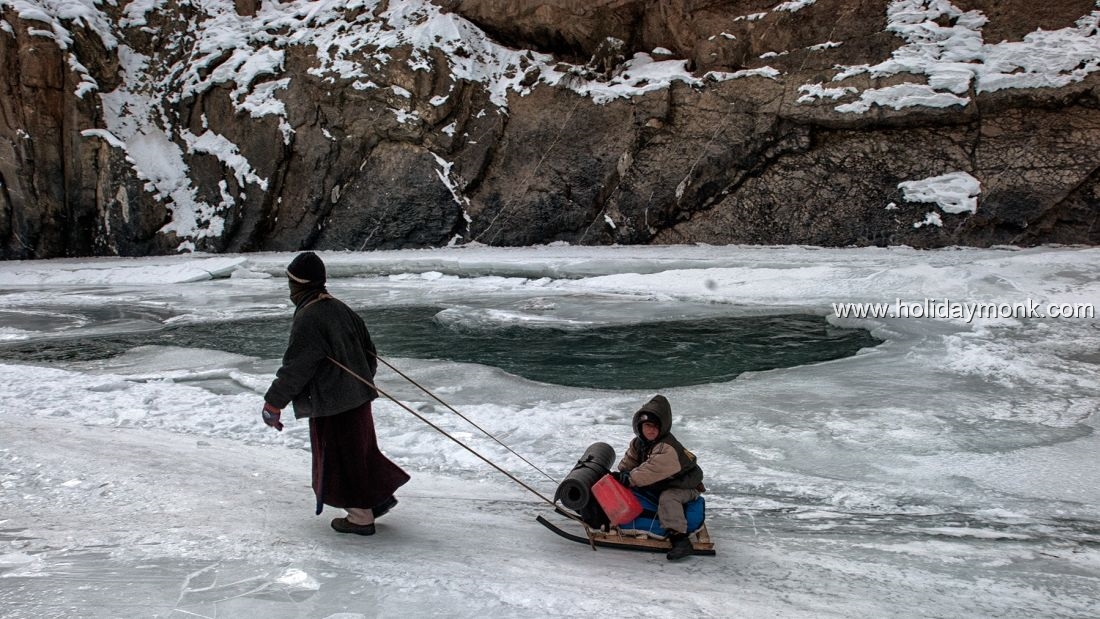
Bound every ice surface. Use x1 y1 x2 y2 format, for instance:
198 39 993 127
0 245 1098 617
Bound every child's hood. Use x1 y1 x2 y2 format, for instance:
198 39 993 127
632 394 673 440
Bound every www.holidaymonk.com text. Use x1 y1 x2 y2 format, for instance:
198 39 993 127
831 299 1096 323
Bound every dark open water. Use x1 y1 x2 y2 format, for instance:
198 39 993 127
0 306 879 389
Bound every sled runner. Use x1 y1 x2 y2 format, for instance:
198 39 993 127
537 507 716 556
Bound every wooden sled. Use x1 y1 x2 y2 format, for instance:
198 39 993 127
537 508 716 556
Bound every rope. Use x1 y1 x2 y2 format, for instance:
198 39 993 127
371 353 560 484
327 356 558 507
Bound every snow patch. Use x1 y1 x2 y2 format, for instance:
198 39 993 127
914 212 944 228
775 0 818 12
808 0 1100 113
556 53 703 104
899 171 981 214
432 153 469 208
181 129 269 191
835 83 969 113
797 83 857 103
80 128 126 149
705 67 782 81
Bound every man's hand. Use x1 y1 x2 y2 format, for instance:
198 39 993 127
613 470 632 487
262 402 284 431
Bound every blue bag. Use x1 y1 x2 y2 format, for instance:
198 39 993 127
618 490 705 538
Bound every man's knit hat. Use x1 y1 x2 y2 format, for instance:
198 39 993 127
286 252 326 284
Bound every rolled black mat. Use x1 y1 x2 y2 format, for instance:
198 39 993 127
555 442 615 511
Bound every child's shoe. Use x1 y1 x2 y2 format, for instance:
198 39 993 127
666 532 693 561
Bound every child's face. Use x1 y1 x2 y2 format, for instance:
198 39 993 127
641 421 660 441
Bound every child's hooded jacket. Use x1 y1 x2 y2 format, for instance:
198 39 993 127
617 395 704 492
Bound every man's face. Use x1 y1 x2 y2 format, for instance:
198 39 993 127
641 422 660 441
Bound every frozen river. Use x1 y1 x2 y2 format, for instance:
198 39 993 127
0 245 1098 618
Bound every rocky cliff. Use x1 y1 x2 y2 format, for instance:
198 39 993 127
1 0 1098 258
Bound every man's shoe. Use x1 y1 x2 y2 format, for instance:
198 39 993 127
331 517 376 536
666 532 693 561
372 496 398 519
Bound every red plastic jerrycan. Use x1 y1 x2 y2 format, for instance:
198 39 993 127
592 474 643 525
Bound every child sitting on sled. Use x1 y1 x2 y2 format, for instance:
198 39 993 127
612 394 704 561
